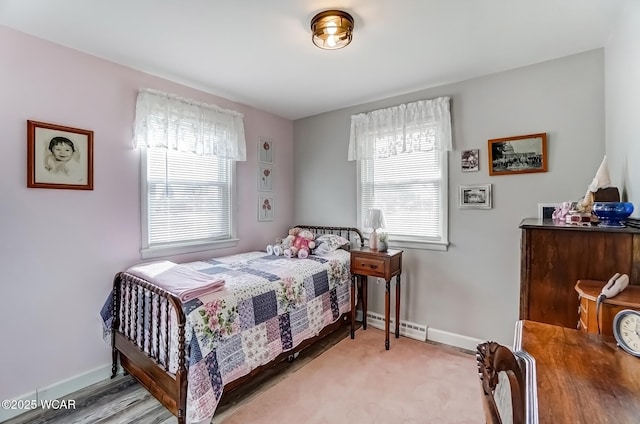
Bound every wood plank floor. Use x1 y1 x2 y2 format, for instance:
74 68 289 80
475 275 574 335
5 325 353 424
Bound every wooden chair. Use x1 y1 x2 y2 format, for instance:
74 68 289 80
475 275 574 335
476 341 525 424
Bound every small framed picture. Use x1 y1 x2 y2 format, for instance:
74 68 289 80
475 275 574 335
258 165 273 191
538 203 561 220
488 133 547 176
27 120 94 190
258 137 274 164
461 149 479 172
459 184 492 209
258 194 274 221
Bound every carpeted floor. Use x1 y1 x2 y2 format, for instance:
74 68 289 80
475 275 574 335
223 327 484 424
4 326 484 424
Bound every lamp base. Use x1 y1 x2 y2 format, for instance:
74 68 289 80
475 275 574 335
369 229 379 250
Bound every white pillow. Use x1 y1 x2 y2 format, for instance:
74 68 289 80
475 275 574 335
314 234 350 255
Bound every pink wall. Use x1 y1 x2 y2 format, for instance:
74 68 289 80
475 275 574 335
0 25 293 401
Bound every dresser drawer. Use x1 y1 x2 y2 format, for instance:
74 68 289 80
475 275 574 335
579 299 589 332
352 256 387 278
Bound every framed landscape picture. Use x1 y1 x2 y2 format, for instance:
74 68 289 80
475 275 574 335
488 133 547 176
459 184 492 209
27 120 94 190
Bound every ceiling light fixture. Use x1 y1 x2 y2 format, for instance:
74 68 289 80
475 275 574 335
310 10 354 50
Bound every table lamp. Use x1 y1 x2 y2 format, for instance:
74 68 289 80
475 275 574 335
365 208 385 250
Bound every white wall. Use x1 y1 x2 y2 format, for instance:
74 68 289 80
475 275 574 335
0 26 293 404
606 0 640 214
294 50 606 346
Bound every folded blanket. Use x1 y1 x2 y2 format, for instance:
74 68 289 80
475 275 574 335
126 260 225 302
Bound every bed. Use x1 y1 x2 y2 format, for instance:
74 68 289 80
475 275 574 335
101 225 363 424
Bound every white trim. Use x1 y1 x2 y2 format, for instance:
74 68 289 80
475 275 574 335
427 327 484 352
0 364 120 422
140 238 239 260
356 311 427 341
387 239 449 251
355 310 481 351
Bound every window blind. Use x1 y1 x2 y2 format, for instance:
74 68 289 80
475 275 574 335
360 136 444 241
146 148 232 246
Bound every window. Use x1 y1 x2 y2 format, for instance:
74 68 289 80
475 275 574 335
134 89 246 258
349 97 451 250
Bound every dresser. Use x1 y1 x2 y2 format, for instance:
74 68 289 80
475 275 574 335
519 218 640 329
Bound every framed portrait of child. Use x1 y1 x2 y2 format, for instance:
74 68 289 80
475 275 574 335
27 120 94 190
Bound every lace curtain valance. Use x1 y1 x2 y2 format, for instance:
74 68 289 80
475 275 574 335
133 88 247 161
347 96 452 161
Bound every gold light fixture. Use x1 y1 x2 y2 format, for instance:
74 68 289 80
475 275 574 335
310 10 354 50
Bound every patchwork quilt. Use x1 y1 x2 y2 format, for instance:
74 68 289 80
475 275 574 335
101 250 352 424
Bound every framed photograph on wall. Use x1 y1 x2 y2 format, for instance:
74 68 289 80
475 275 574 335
258 137 274 164
258 194 274 221
27 120 94 190
488 133 547 176
258 165 273 191
459 184 492 209
461 149 479 172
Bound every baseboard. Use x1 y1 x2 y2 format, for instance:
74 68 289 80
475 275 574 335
357 310 428 341
355 310 482 351
0 363 120 422
426 328 483 352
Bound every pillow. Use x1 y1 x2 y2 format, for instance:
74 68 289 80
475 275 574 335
313 234 351 255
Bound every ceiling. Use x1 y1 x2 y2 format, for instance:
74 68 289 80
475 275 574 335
0 0 626 120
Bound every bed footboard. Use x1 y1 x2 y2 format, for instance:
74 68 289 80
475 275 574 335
111 272 188 423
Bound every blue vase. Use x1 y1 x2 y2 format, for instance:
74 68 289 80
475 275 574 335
592 202 634 227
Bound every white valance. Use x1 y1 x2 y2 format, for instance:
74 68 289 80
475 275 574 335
134 88 246 161
348 96 452 161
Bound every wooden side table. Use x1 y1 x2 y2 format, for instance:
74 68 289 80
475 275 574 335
575 279 640 336
350 247 403 350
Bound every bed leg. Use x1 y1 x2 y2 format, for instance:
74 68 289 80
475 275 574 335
111 350 118 378
111 274 121 379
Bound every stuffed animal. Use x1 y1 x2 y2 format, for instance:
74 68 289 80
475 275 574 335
284 228 316 258
552 202 572 221
266 229 297 256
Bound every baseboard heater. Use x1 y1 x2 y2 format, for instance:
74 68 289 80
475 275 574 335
356 310 427 341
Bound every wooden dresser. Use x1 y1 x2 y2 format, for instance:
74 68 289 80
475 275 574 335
519 218 640 329
575 279 640 336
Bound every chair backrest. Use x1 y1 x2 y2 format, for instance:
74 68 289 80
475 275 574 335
476 341 525 424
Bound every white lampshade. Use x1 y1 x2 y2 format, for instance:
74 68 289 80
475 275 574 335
365 208 385 230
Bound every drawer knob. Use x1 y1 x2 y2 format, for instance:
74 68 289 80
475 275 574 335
366 264 378 269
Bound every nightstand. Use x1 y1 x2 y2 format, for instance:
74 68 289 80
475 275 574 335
350 247 403 350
